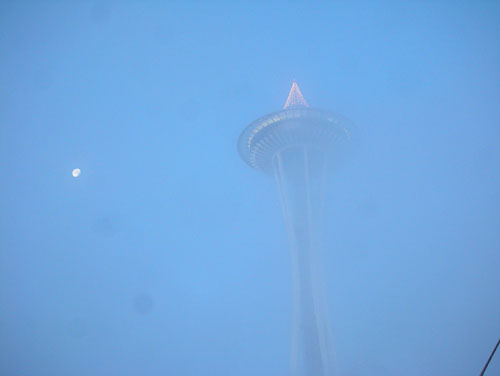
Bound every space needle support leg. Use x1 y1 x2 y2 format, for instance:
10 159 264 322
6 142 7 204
273 151 301 375
303 147 333 375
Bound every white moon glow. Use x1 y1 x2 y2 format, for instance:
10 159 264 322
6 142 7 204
72 168 81 178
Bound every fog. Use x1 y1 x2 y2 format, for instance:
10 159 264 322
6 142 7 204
1 2 499 375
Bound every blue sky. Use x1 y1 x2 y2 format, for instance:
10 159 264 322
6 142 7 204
1 1 499 375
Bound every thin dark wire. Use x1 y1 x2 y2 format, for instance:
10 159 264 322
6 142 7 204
479 337 500 376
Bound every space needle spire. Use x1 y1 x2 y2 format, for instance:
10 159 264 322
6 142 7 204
284 80 309 109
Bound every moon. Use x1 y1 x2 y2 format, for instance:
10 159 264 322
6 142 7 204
72 168 81 178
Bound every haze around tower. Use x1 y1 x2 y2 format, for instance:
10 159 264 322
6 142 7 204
1 2 499 376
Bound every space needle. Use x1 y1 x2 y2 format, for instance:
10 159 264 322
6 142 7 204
238 82 350 375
